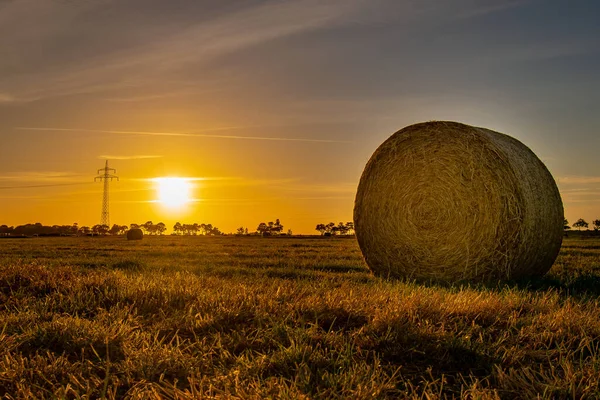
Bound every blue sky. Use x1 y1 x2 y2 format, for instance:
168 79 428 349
0 0 598 231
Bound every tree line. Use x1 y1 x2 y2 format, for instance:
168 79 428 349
315 222 355 236
564 218 600 233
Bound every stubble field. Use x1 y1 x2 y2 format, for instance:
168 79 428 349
0 235 599 399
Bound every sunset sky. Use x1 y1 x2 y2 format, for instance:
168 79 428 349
0 0 599 233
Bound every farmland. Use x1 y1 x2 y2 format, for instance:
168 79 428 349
0 236 599 399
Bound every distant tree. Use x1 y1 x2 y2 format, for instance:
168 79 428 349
130 223 140 230
573 218 589 231
92 224 109 235
236 226 246 235
209 226 222 236
287 229 293 236
315 224 326 235
173 222 182 235
142 221 154 235
109 224 121 235
564 219 571 231
272 219 284 234
345 222 355 235
257 222 269 236
326 222 335 234
593 219 600 231
156 222 166 235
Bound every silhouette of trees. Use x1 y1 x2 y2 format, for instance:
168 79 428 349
573 218 589 231
256 219 284 236
173 222 182 235
109 224 128 235
156 222 167 235
593 219 600 231
91 224 109 235
315 222 355 235
170 221 221 236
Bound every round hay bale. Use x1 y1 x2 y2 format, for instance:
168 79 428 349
354 121 563 283
126 228 143 241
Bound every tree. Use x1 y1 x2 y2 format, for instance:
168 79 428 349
315 224 326 235
173 222 182 235
236 227 246 235
336 222 348 235
156 222 167 235
326 222 335 234
92 224 109 235
257 222 269 236
109 224 121 235
564 219 571 231
593 219 600 231
345 222 355 235
272 219 283 234
143 221 154 235
573 218 589 231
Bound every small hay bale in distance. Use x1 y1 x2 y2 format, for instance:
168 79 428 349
354 121 564 283
126 228 143 241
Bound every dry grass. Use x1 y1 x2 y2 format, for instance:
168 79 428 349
0 236 599 398
354 121 564 283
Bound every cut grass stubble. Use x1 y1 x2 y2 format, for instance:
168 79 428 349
0 236 599 398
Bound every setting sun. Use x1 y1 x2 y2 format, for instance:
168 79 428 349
154 177 193 208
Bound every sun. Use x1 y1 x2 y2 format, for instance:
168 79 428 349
154 177 193 208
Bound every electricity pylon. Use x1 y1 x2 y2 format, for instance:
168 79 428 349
95 160 118 227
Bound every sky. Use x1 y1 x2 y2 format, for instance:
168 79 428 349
0 0 599 233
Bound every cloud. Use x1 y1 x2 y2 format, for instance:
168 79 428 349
0 0 371 102
98 155 163 160
558 176 600 185
0 182 93 190
0 171 85 181
0 93 14 102
0 171 92 190
16 127 350 144
456 0 533 19
280 182 357 194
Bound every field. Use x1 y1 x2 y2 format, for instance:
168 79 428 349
0 236 599 399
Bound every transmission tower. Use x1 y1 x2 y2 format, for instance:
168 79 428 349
95 160 118 227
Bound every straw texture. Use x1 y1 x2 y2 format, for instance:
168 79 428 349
354 121 563 283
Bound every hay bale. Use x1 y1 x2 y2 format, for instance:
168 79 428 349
354 121 563 283
126 228 143 241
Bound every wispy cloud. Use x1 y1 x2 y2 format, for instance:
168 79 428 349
16 127 350 144
0 182 93 190
0 171 91 190
0 171 85 182
0 93 15 103
280 182 357 194
0 0 371 102
558 176 600 185
98 155 163 160
456 0 533 19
